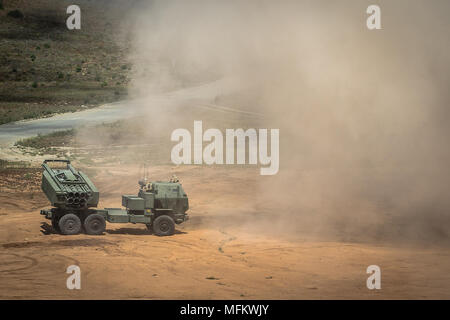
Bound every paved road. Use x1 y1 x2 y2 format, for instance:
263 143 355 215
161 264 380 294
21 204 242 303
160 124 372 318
0 102 131 146
0 79 244 147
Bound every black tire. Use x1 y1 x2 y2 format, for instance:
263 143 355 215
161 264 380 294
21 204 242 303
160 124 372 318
84 214 106 235
152 215 175 236
58 214 82 235
51 216 60 233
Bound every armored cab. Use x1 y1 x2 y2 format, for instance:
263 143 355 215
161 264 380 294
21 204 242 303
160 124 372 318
107 179 189 235
41 159 99 209
121 180 189 218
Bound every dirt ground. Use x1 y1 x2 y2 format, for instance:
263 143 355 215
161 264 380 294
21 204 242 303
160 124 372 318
0 164 449 300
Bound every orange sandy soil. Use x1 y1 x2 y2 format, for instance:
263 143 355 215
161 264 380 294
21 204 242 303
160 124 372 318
0 165 449 300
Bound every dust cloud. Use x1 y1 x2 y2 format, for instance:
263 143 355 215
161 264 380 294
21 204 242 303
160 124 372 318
116 1 450 245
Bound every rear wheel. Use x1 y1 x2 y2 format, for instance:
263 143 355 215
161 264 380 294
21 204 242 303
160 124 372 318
84 214 106 235
152 215 175 236
58 214 82 235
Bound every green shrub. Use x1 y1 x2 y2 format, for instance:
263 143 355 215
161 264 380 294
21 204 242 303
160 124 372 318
31 81 38 88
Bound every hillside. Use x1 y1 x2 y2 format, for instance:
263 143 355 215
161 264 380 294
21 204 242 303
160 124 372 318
0 0 134 124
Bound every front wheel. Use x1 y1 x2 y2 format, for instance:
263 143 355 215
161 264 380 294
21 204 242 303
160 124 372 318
84 214 106 235
58 214 82 235
152 215 175 236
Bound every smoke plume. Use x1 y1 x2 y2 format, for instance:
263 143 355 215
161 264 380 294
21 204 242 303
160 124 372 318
124 0 450 245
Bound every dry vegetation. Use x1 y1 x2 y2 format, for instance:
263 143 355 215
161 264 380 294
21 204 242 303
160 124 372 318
15 129 75 148
0 0 131 124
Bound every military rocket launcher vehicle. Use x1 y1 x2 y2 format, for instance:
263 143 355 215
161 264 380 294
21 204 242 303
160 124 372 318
40 159 189 236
